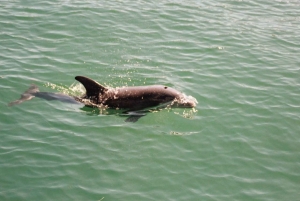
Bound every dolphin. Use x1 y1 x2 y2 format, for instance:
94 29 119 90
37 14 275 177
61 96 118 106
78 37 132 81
8 76 197 122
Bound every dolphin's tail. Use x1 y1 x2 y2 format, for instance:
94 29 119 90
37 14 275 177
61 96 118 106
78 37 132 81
8 84 39 106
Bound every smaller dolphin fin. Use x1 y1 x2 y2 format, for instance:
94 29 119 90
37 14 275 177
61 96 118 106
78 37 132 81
75 76 107 97
123 111 147 123
8 84 39 106
125 115 145 123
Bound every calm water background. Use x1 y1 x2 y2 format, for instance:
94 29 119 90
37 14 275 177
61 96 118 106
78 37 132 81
1 0 300 200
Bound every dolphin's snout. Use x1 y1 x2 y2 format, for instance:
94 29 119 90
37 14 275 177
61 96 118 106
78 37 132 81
173 94 197 108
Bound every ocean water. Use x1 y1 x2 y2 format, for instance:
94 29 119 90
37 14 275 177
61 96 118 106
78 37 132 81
1 0 300 200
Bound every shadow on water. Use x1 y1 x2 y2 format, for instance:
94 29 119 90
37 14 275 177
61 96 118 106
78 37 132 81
79 105 197 123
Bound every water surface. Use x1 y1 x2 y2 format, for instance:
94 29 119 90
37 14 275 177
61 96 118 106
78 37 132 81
1 1 300 200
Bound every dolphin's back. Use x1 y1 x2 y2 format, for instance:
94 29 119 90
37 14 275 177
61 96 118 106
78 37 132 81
102 85 181 110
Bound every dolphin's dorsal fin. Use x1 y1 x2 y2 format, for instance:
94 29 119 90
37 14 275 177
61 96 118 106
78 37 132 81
75 76 107 97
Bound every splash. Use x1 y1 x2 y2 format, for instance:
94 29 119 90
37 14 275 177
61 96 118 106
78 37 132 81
173 107 198 119
44 82 85 97
171 94 198 108
170 131 199 136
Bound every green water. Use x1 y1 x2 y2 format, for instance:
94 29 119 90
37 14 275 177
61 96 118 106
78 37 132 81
1 1 300 200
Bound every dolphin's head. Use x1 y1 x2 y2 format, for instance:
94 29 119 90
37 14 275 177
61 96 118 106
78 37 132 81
156 86 197 108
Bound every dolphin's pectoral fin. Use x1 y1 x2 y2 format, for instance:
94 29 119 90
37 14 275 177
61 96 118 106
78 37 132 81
8 84 39 106
122 111 147 123
75 76 107 97
125 114 146 123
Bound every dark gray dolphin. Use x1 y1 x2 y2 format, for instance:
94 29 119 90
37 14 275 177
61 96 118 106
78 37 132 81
75 76 197 110
8 76 197 122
